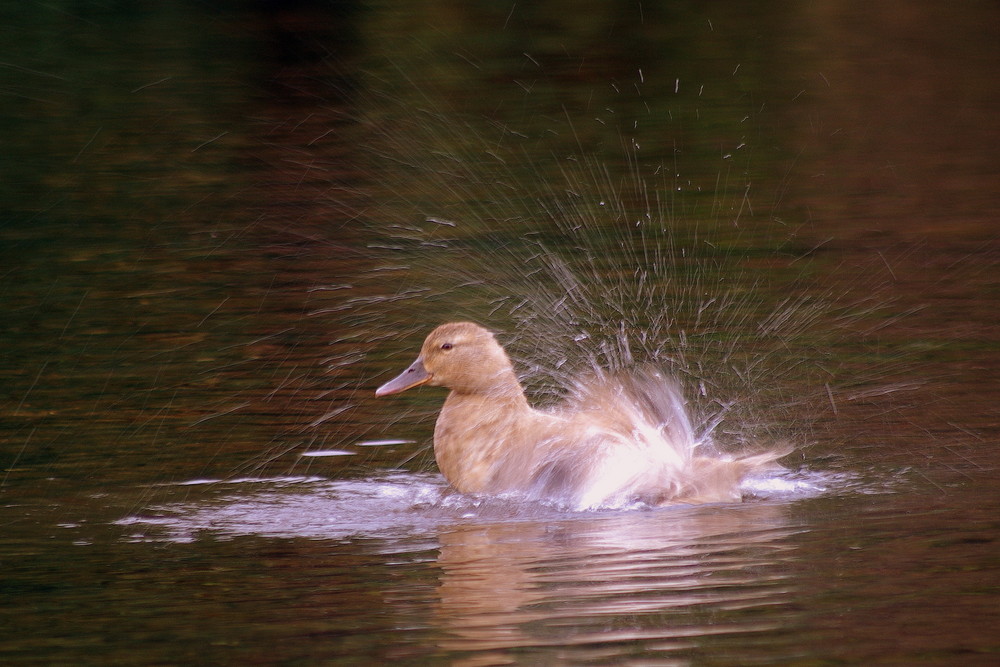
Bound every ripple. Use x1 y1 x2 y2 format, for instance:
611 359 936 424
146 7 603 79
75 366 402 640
115 465 876 546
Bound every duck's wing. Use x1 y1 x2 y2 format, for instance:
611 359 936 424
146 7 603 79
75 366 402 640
565 368 696 462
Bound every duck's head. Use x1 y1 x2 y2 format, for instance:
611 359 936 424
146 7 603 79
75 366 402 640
375 322 520 397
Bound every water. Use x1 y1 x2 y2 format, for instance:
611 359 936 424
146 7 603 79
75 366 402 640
2 1 998 665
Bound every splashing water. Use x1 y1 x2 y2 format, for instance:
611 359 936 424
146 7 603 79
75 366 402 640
326 95 855 472
120 464 869 544
171 66 910 527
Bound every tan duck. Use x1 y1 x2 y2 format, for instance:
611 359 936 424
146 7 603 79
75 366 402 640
376 322 786 509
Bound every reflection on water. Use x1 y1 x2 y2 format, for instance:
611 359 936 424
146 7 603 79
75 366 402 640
434 504 799 661
120 471 822 661
112 463 915 664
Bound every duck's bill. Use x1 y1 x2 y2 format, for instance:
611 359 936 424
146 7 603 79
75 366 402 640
375 358 432 396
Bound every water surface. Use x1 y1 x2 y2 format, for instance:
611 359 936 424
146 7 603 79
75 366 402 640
1 1 998 664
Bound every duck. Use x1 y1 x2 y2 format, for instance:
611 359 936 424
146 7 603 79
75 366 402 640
376 321 786 509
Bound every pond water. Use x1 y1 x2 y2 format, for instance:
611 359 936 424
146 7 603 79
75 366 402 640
2 1 998 665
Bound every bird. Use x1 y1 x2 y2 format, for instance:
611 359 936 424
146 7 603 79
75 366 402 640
376 321 786 509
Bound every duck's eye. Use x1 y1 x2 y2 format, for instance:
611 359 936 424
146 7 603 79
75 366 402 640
440 343 453 350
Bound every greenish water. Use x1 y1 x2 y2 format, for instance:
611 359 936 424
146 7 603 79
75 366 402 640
2 2 998 665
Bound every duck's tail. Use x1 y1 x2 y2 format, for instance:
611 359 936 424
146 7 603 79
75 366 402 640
667 443 793 505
